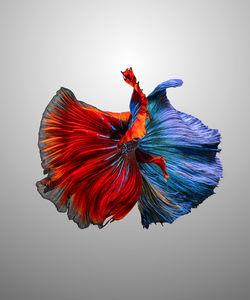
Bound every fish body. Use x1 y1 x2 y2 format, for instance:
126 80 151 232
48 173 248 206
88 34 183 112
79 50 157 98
36 68 222 229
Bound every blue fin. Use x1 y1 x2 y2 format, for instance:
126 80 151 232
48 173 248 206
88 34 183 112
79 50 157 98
137 81 222 228
147 79 183 99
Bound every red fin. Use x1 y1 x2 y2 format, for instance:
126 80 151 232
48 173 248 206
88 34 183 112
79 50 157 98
136 149 169 182
119 68 149 144
37 87 142 228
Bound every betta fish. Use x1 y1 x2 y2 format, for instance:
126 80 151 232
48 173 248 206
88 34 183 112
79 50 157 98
36 68 222 229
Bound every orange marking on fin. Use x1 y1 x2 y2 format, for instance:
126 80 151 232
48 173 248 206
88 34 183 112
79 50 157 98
105 111 132 122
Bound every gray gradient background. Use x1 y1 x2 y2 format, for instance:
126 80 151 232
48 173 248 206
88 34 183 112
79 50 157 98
0 0 249 299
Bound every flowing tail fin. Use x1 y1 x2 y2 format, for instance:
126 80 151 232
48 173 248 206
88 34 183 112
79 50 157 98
36 88 142 228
